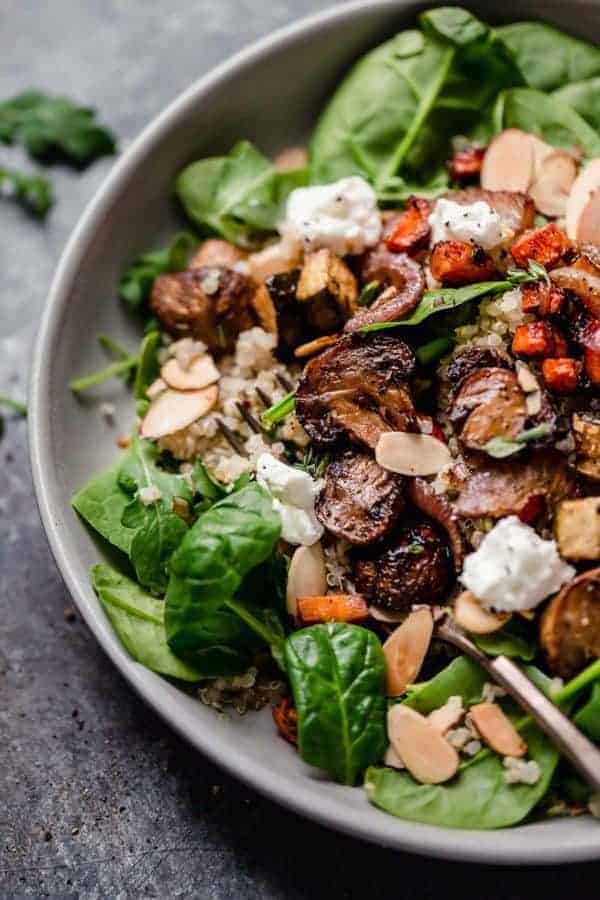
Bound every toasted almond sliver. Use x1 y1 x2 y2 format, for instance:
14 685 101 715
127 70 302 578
454 590 511 635
469 702 528 758
529 151 578 217
530 135 555 174
375 432 452 477
481 129 534 193
576 190 600 245
428 696 464 734
383 608 433 696
566 158 600 240
387 705 459 784
161 355 220 391
384 744 405 769
247 239 301 283
294 334 340 358
286 542 327 617
140 385 218 440
516 361 540 394
274 146 309 172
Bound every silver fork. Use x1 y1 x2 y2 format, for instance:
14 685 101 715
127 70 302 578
437 614 600 794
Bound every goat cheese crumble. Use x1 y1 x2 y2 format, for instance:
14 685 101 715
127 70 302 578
428 197 503 250
279 176 382 255
460 516 575 612
256 453 323 546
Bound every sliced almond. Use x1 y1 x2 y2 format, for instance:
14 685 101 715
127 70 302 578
481 129 534 193
189 238 247 270
140 385 218 440
160 354 220 391
530 135 555 173
516 361 539 394
247 239 302 283
382 608 433 696
384 744 405 769
529 151 578 217
286 542 327 617
387 705 459 784
469 702 527 757
375 432 452 476
274 146 308 172
566 158 600 240
454 590 511 635
251 283 278 335
428 696 464 734
577 190 600 245
294 334 340 358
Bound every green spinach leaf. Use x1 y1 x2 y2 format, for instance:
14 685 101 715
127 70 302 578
492 88 600 157
92 564 202 681
0 90 116 165
574 682 600 742
473 617 537 661
404 656 487 713
133 331 161 400
165 483 282 674
119 231 198 312
496 22 600 91
553 78 600 132
118 435 192 594
176 141 308 248
0 166 53 217
72 460 134 556
285 623 387 785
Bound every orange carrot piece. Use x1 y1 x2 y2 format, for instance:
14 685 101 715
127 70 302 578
446 146 485 183
430 240 496 286
541 358 581 393
509 223 571 270
297 594 369 625
386 197 431 254
272 697 298 745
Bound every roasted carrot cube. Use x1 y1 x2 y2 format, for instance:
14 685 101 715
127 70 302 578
520 281 565 316
297 594 369 625
272 697 297 745
542 358 581 393
584 347 600 385
446 146 485 183
429 240 496 286
509 223 571 270
512 321 567 358
386 196 431 254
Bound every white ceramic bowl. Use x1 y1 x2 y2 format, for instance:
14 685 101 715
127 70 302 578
30 0 600 864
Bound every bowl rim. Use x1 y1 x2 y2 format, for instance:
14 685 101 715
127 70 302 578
29 0 600 865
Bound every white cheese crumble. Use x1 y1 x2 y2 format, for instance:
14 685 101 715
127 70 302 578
503 756 542 786
461 517 575 613
138 485 162 505
279 176 382 256
256 452 323 546
428 197 503 250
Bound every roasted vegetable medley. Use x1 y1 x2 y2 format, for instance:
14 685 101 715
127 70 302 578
72 7 600 830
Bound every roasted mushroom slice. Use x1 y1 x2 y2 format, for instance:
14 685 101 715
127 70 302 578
295 333 417 448
150 266 255 353
454 450 577 520
262 269 307 354
315 450 405 545
444 188 535 236
407 478 465 572
445 347 512 385
345 248 424 332
354 518 453 612
540 568 600 679
297 249 358 331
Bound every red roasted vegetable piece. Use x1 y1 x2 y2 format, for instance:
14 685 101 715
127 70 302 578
512 322 567 358
541 358 581 393
272 697 298 745
430 240 496 286
584 347 600 385
386 197 431 254
521 281 565 316
446 146 485 183
510 223 571 270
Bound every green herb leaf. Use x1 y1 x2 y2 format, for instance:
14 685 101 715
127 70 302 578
92 564 202 681
482 423 552 459
359 281 512 333
164 483 282 675
261 390 296 426
416 334 455 365
176 141 308 248
507 259 550 286
285 623 387 785
0 90 116 165
553 78 600 133
0 166 53 217
119 231 198 313
69 354 138 393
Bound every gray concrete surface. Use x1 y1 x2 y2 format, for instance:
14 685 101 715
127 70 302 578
2 1 600 896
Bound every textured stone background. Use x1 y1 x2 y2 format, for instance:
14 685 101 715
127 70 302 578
2 1 600 897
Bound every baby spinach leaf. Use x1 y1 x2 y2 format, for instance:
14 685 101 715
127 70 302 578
553 78 600 132
0 166 53 217
404 656 487 713
365 719 559 829
119 231 198 312
118 435 192 595
133 331 161 400
492 88 600 157
473 617 537 661
496 22 600 91
165 483 282 674
0 90 116 165
358 281 512 333
176 141 307 248
574 682 600 742
72 461 134 556
284 623 387 786
92 564 202 681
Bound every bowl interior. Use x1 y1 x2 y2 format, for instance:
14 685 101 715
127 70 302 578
31 0 600 864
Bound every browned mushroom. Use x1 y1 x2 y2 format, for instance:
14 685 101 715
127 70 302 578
344 248 424 332
450 368 527 450
540 568 600 679
407 478 465 572
551 266 600 318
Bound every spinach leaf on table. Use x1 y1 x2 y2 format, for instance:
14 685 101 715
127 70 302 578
165 482 283 675
0 90 116 165
92 564 202 681
118 435 192 594
176 141 308 248
284 623 387 786
496 22 600 91
553 78 600 132
119 231 198 313
0 166 53 217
